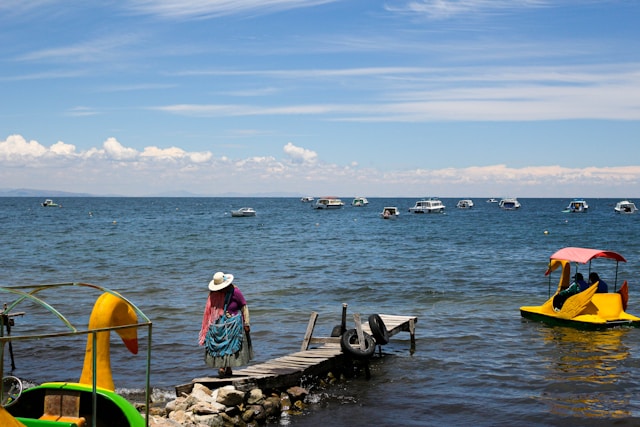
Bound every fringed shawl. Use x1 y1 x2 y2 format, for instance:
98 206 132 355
198 290 227 345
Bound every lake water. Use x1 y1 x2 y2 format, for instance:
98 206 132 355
2 196 640 426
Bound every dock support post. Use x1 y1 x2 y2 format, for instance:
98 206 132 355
340 303 348 335
300 312 319 351
409 318 416 353
353 313 367 351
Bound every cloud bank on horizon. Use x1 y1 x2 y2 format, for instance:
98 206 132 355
1 0 639 197
2 134 639 197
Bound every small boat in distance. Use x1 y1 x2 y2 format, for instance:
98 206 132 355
408 198 445 214
231 207 256 217
351 197 369 207
300 196 314 203
313 197 344 209
456 199 474 209
41 199 60 207
487 198 498 203
381 207 399 219
563 198 588 213
499 198 521 210
614 200 638 214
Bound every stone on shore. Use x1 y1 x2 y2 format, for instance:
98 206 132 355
149 382 310 426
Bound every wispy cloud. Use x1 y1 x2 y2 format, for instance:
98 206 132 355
15 34 141 63
65 106 100 117
153 63 640 121
123 0 340 19
385 0 550 20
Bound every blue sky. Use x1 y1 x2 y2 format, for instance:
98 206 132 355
1 0 639 197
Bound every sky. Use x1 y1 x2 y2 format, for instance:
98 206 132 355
1 0 639 197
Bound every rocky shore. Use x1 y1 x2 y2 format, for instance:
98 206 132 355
145 375 338 427
144 355 371 426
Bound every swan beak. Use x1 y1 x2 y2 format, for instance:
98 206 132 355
123 337 139 355
118 325 139 354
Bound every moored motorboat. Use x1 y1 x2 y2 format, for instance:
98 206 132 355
231 207 256 217
408 198 445 214
41 199 60 207
456 199 474 209
498 198 521 210
351 197 369 207
1 283 151 426
313 197 344 209
300 196 314 203
562 198 588 213
614 200 637 214
380 207 399 219
520 247 640 330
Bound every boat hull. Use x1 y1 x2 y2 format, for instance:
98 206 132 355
231 212 256 217
8 382 145 427
408 208 444 214
520 287 640 330
520 309 640 330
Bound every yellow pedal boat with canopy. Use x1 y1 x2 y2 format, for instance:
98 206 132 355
520 247 640 330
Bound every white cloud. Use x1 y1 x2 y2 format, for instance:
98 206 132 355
0 135 47 159
283 142 317 164
123 0 339 19
141 146 187 160
49 141 77 156
386 0 550 20
103 137 139 161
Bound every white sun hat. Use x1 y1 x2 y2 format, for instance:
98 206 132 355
208 271 234 291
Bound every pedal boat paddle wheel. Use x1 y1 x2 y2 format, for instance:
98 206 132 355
520 247 640 330
0 282 152 427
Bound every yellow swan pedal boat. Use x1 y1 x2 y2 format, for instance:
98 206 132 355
0 283 152 427
520 247 640 330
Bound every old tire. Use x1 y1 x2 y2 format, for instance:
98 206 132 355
368 314 389 345
330 324 344 337
340 329 376 358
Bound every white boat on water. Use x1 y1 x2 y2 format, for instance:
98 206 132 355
381 207 399 219
563 198 588 213
615 200 638 214
41 199 60 207
408 198 445 214
352 197 369 207
487 198 498 203
313 197 344 209
499 198 521 210
300 196 314 203
456 199 474 209
231 207 256 217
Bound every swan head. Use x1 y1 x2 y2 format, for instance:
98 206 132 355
80 292 139 390
545 259 571 290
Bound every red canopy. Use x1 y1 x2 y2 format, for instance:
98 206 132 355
549 247 626 264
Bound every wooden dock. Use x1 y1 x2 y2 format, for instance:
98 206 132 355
175 306 417 396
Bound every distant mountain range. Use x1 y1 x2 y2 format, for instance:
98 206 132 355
0 188 303 197
0 188 96 197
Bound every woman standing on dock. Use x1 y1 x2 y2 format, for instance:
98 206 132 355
198 271 253 378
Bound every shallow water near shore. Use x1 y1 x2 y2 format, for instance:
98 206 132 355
2 196 640 426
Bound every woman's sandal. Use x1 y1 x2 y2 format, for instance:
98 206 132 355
218 367 233 378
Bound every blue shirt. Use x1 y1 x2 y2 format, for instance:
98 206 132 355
595 279 608 293
577 278 589 292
